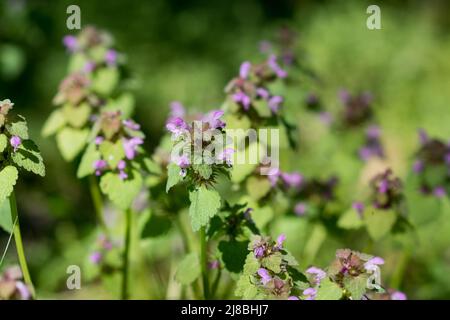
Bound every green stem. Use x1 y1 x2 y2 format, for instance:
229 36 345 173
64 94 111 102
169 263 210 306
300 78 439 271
9 191 35 298
211 267 222 299
89 175 107 232
199 226 210 300
121 208 132 300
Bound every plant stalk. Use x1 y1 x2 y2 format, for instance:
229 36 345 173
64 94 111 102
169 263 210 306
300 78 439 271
88 175 108 232
121 208 132 300
199 226 210 299
9 191 35 298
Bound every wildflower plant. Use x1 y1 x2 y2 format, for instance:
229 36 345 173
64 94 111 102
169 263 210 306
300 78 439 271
0 99 46 298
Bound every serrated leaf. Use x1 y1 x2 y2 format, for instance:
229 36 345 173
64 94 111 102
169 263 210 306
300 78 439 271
253 99 271 118
0 197 12 233
235 275 258 299
218 240 249 274
56 127 89 161
243 252 260 275
6 119 28 139
262 252 282 273
62 103 91 128
11 140 45 176
0 134 7 152
246 176 271 201
99 140 125 168
193 164 212 180
315 278 343 300
343 274 368 300
92 67 119 95
0 166 18 205
363 207 397 241
189 186 221 232
100 170 142 210
77 142 100 178
175 253 201 285
41 109 66 137
166 163 182 192
337 208 364 230
141 211 172 238
104 93 135 118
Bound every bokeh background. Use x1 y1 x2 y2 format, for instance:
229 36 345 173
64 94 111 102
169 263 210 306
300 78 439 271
1 0 450 299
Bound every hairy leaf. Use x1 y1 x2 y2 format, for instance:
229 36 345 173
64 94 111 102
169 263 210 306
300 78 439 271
189 186 221 232
77 142 100 178
0 166 18 205
166 163 182 192
56 127 89 161
100 170 142 210
11 140 45 176
41 109 66 137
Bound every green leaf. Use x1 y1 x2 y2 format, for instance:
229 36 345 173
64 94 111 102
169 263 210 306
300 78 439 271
193 164 212 180
230 143 259 183
235 275 258 299
99 140 125 168
56 127 89 161
253 99 271 118
62 103 91 128
243 252 260 275
363 207 397 241
246 176 271 201
218 240 249 274
166 163 182 192
261 252 282 273
315 278 343 300
6 118 28 139
11 140 45 176
189 186 221 232
68 53 88 73
141 212 172 238
175 253 201 285
0 197 12 233
104 93 135 118
77 142 100 178
337 207 364 230
0 166 18 205
343 274 368 300
41 109 66 137
0 134 7 152
92 67 119 96
100 170 143 210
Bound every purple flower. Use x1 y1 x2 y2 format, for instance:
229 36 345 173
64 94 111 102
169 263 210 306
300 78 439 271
267 167 281 186
105 49 118 66
63 35 78 52
176 154 190 169
339 89 350 104
267 54 287 78
89 251 102 264
352 202 365 216
303 287 317 300
413 160 424 173
378 179 389 193
418 129 429 145
83 61 96 73
95 136 104 145
10 136 21 152
366 125 381 139
254 245 265 259
15 282 31 300
281 172 303 188
306 267 326 284
445 153 450 165
208 260 220 269
117 160 128 180
204 110 225 129
239 61 251 79
276 234 286 249
217 148 235 165
268 95 283 113
122 137 144 160
232 92 251 110
391 291 407 300
256 88 270 100
93 159 108 176
170 101 185 118
288 296 300 300
166 117 189 137
123 119 141 130
434 186 446 198
257 268 272 285
364 256 384 272
318 111 333 126
259 40 272 53
294 202 307 216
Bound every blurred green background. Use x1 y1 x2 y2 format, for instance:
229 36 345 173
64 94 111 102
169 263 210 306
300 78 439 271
1 0 450 299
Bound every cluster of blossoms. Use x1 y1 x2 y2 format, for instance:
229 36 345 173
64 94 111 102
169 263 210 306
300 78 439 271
89 234 115 265
412 129 449 198
0 99 22 154
259 27 298 67
339 90 374 127
165 104 234 183
358 125 385 161
224 56 287 117
91 111 145 180
328 249 385 299
0 266 32 300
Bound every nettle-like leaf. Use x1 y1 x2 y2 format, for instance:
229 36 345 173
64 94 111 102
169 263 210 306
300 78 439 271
315 278 343 300
343 274 369 300
175 253 201 285
99 140 125 168
103 93 135 118
0 166 19 205
337 207 364 230
246 176 271 201
62 103 91 128
92 67 119 95
218 239 249 274
261 252 283 273
0 196 13 233
41 109 66 137
77 142 100 178
235 273 258 299
56 127 89 161
363 207 397 241
0 134 7 152
166 162 182 192
100 170 143 210
188 186 221 232
11 140 45 177
6 118 29 139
